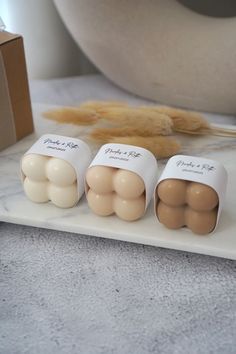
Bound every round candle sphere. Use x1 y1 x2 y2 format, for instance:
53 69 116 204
46 158 77 186
48 183 78 208
157 201 185 229
113 169 145 199
22 154 48 181
24 178 49 203
157 179 187 207
86 166 115 194
87 189 114 216
113 194 145 221
186 182 218 211
185 207 217 235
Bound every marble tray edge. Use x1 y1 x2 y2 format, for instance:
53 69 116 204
1 214 235 261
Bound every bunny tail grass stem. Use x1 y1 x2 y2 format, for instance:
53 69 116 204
210 124 236 138
174 125 236 137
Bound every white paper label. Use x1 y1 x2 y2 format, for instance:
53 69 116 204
22 134 92 198
155 155 228 231
88 143 158 209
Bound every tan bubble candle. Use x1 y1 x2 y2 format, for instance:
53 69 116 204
155 155 227 235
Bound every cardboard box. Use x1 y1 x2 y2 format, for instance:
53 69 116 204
0 30 34 151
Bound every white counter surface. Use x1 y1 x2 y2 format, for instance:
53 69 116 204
0 75 236 354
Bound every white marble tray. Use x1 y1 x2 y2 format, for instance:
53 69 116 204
1 104 236 260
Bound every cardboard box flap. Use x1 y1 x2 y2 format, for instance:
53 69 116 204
0 31 20 46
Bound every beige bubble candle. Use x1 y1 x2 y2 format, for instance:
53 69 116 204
85 143 158 221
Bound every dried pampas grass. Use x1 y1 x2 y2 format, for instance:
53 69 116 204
44 103 236 137
86 102 236 137
43 100 236 159
97 107 173 134
43 107 98 125
140 105 236 137
89 116 172 139
140 106 210 135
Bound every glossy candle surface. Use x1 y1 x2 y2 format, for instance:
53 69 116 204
22 154 78 208
86 166 146 221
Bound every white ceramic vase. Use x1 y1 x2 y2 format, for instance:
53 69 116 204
54 0 236 113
